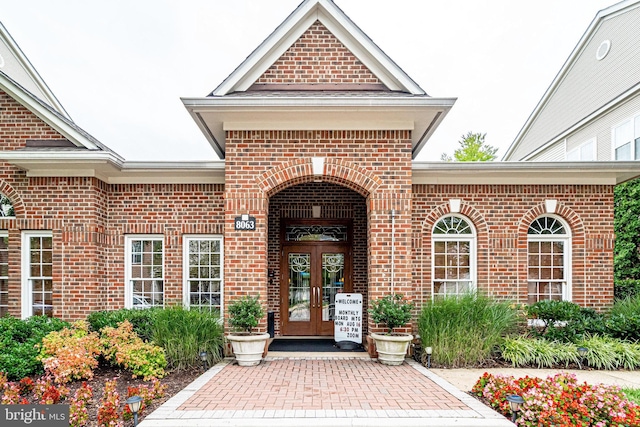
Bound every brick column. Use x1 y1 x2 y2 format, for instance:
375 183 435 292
224 191 269 332
367 194 413 335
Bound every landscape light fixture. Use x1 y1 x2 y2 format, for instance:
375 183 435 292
425 346 433 369
577 347 588 369
126 395 143 427
506 394 524 423
199 351 209 371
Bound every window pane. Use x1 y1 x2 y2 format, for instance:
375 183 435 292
186 238 223 313
581 140 594 161
129 238 163 308
614 120 632 149
616 143 631 160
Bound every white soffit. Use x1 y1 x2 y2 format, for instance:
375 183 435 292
212 0 425 96
412 161 640 185
182 96 456 159
0 151 225 184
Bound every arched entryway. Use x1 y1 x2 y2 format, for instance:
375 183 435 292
267 182 368 337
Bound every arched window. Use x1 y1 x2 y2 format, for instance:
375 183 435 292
527 216 571 303
432 215 476 297
0 193 14 218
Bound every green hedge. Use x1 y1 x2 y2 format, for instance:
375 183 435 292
87 308 158 342
0 316 69 380
614 279 640 301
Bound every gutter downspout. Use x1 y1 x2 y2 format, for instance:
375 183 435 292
391 209 395 295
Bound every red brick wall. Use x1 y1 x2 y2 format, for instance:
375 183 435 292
412 184 615 311
0 91 66 149
106 184 225 310
225 130 413 333
255 21 382 86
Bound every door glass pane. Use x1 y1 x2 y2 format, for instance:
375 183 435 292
322 253 344 321
288 253 310 322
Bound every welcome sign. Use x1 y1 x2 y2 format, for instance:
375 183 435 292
334 293 363 343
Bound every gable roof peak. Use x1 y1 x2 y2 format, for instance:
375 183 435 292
0 21 70 119
211 0 425 96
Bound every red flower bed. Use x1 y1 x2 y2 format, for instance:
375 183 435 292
472 372 640 426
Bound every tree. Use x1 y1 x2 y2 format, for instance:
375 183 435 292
440 132 498 162
614 177 640 281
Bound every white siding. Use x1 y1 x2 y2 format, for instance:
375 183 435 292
0 38 48 101
563 92 640 160
530 141 565 161
510 3 640 160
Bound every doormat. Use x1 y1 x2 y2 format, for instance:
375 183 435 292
268 338 364 352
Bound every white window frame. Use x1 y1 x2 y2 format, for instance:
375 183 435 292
125 235 164 309
0 231 8 317
21 231 53 319
182 235 224 316
431 214 477 297
527 215 572 303
566 138 596 161
611 112 640 160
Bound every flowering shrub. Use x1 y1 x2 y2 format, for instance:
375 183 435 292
100 321 166 380
473 372 640 426
38 320 101 383
97 379 123 427
1 381 21 404
69 382 93 427
122 378 168 420
34 375 69 404
18 377 35 395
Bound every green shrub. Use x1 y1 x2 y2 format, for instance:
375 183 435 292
100 320 166 380
417 293 518 367
615 279 640 300
527 300 581 329
0 316 69 380
501 335 640 370
369 294 413 334
227 295 264 334
152 306 224 370
500 336 578 368
87 308 158 342
526 300 606 343
578 335 640 370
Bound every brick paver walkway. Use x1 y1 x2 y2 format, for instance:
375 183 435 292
140 357 513 427
180 358 467 412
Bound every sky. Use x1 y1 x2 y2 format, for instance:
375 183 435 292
0 0 616 161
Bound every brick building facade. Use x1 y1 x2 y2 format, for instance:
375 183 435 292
0 0 637 349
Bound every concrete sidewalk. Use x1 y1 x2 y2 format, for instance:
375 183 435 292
433 367 640 392
140 356 513 427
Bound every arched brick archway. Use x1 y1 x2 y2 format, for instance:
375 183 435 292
257 157 381 198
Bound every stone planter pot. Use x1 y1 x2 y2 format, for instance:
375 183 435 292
227 332 270 366
370 332 413 366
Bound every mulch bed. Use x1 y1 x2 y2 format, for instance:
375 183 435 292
17 364 204 427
